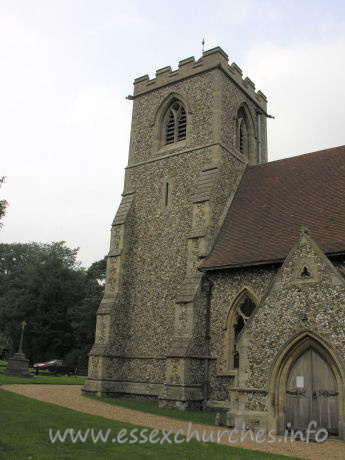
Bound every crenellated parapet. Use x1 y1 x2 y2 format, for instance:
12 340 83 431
133 46 267 112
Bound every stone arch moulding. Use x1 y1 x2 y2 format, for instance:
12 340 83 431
234 101 255 130
268 329 345 438
235 102 256 163
223 286 259 329
151 92 192 154
223 287 259 370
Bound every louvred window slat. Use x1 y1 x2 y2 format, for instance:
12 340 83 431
165 101 187 145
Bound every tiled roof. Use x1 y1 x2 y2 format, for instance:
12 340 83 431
201 146 345 270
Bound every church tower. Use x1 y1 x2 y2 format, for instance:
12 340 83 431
84 46 268 409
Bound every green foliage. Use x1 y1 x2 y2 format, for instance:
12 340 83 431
0 176 8 228
0 241 80 296
0 242 106 367
65 257 106 370
0 242 85 361
0 389 300 460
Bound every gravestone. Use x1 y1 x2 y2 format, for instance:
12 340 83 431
5 321 33 378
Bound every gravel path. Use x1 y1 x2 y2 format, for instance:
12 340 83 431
2 384 345 459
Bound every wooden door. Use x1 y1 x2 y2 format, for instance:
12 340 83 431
286 348 338 435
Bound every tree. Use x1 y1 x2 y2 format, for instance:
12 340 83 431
0 177 8 227
65 257 106 370
0 242 86 361
0 242 106 369
0 242 80 296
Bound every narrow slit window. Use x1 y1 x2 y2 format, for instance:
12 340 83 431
165 182 169 206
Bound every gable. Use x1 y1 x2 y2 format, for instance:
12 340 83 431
237 229 345 389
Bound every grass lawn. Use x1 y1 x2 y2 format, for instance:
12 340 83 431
0 389 301 460
85 394 227 426
0 359 85 385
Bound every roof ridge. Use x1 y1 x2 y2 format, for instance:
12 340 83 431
249 144 345 170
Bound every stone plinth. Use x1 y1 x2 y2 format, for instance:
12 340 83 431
5 353 33 378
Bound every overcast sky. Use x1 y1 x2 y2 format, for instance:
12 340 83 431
1 0 345 267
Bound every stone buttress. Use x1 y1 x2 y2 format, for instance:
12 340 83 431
84 46 268 408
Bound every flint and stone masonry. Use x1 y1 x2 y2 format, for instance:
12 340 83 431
84 47 345 438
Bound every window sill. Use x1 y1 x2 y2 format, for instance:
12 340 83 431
156 140 187 156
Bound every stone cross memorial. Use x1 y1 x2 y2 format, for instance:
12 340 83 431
5 320 33 378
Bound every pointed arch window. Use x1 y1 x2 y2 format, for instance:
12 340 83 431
236 104 257 162
236 107 250 155
226 292 257 369
164 100 187 145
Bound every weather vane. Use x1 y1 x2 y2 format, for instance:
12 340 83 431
202 38 205 53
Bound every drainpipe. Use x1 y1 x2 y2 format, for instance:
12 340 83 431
257 111 262 164
257 111 275 164
202 275 213 411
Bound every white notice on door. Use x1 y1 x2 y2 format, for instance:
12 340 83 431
296 376 304 388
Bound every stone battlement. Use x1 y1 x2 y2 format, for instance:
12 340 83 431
133 46 267 111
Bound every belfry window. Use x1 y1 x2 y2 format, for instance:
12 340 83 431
165 101 187 145
239 119 247 153
236 106 252 158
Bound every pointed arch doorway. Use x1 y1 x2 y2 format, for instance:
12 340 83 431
269 332 345 438
286 347 338 435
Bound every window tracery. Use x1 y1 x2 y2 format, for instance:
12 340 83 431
165 100 187 145
226 292 257 369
